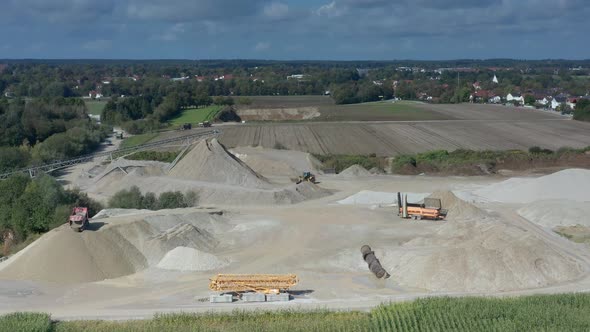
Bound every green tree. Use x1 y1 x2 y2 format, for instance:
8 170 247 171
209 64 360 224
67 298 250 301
524 94 536 105
0 147 30 172
142 192 157 210
108 186 144 209
157 191 187 209
573 98 590 121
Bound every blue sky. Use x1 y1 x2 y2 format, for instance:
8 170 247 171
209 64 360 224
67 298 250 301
0 0 589 60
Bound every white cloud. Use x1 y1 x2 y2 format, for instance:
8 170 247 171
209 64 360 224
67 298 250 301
82 39 112 51
153 23 186 41
315 1 346 17
255 41 271 51
263 2 289 19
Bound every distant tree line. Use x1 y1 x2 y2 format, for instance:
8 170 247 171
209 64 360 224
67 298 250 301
0 97 111 172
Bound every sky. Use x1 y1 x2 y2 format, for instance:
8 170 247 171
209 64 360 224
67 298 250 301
0 0 589 60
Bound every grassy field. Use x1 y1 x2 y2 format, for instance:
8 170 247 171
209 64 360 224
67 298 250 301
555 226 590 244
3 294 590 332
85 100 108 116
169 106 223 126
120 133 159 148
126 150 179 163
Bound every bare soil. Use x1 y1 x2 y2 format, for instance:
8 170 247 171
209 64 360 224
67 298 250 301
217 119 590 156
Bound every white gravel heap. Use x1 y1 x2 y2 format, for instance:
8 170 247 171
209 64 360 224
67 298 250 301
337 191 429 205
157 246 229 272
518 200 590 228
472 169 590 204
338 165 372 177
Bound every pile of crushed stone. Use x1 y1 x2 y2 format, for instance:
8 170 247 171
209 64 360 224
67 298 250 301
338 165 372 177
169 139 270 189
518 200 590 228
157 247 229 272
471 169 590 204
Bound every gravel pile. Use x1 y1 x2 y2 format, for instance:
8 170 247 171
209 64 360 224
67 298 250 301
157 247 229 272
338 165 372 177
169 139 270 189
472 169 590 203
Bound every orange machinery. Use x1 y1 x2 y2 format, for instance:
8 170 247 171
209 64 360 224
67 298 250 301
397 192 447 220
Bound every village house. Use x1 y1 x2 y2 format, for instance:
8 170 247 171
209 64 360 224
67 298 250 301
506 93 525 104
88 90 103 99
551 96 567 110
488 95 502 104
470 90 489 103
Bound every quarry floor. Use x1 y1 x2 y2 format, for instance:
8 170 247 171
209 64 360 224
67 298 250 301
1 174 590 321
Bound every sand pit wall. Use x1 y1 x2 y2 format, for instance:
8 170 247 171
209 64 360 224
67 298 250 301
236 107 320 121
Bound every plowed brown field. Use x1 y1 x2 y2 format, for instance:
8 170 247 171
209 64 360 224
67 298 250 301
156 102 590 156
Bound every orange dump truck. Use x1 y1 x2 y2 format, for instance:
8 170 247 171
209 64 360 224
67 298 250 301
397 192 447 220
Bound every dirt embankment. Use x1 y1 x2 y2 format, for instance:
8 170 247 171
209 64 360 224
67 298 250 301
393 152 590 176
236 107 321 121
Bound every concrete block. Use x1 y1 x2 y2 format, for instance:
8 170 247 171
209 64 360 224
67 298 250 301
266 293 290 302
210 294 233 303
241 292 266 302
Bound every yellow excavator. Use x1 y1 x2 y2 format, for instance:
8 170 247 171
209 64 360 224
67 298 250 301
296 172 316 184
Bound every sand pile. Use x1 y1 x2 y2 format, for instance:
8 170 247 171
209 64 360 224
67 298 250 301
380 194 585 292
338 165 372 177
472 169 590 203
428 191 486 219
0 211 231 283
169 139 270 188
0 225 146 284
518 200 590 228
157 247 229 271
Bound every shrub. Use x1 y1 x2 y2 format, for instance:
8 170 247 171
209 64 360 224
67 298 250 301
314 154 385 173
273 142 288 150
157 191 187 209
108 186 144 209
529 146 554 155
391 155 417 172
126 151 179 163
108 188 198 210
